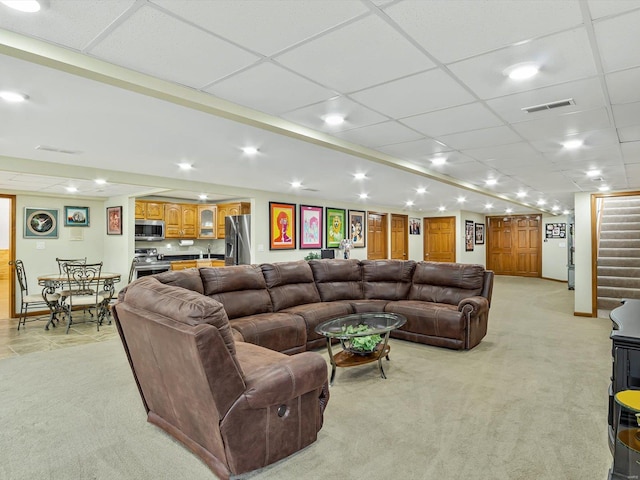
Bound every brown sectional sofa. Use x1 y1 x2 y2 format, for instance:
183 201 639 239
112 259 493 479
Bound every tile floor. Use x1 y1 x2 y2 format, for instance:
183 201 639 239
0 312 118 360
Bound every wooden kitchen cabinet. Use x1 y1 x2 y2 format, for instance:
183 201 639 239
197 205 217 239
164 203 197 238
216 202 250 238
171 259 226 270
135 201 165 220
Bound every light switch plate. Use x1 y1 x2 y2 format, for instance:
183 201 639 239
36 241 45 250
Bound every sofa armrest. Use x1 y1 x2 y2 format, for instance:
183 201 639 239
243 352 328 409
458 296 489 317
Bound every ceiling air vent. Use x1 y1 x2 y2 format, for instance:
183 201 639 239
35 145 82 155
302 188 319 192
521 98 575 113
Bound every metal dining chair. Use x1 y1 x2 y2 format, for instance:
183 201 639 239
61 261 110 333
11 259 61 331
55 257 87 301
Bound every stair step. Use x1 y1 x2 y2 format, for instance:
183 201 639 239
598 297 628 310
600 230 640 240
601 214 640 223
603 198 640 209
598 248 640 257
598 276 640 289
597 266 640 277
598 257 640 267
601 222 640 231
597 286 640 300
599 239 640 249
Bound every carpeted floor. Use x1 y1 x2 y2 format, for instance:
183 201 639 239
0 276 613 480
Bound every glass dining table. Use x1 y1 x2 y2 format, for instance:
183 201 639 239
37 271 121 331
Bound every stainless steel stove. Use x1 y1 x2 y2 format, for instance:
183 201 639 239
133 248 172 279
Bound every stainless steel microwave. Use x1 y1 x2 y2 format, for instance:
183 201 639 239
134 220 165 241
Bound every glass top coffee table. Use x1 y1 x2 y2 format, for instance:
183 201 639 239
315 312 406 385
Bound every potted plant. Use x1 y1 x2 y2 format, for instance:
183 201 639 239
341 324 382 355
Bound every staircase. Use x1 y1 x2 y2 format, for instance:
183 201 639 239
597 196 640 310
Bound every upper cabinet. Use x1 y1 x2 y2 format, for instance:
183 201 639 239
135 201 164 220
197 205 217 239
216 202 251 238
164 203 197 239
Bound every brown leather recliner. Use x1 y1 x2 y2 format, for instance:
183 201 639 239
112 276 330 480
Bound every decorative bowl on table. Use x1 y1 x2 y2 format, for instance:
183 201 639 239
341 324 382 355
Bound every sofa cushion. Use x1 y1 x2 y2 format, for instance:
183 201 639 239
282 301 352 346
123 276 236 356
385 300 465 341
153 268 205 295
261 261 321 311
409 262 484 304
308 259 363 301
361 260 415 300
229 312 307 354
201 265 273 319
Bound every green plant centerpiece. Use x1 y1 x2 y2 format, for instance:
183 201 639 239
341 323 382 355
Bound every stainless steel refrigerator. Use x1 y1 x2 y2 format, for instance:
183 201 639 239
225 214 251 265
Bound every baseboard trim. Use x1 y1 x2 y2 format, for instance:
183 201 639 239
541 277 568 283
574 311 595 317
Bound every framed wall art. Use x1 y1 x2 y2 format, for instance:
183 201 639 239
24 207 59 239
409 217 421 235
545 223 566 239
325 207 346 248
465 220 474 252
299 204 323 249
269 202 296 250
64 206 90 227
475 223 485 245
348 210 366 248
106 206 123 235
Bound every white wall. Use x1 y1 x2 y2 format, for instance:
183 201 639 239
541 214 569 281
574 192 593 315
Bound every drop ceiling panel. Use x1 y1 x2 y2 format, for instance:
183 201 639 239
587 0 640 19
333 121 424 148
626 163 640 186
204 62 336 115
350 69 476 119
619 126 640 143
529 128 619 153
88 5 260 89
594 8 640 73
280 96 388 133
151 0 368 56
621 142 640 164
377 138 453 161
462 142 543 162
612 102 640 128
606 67 640 104
510 172 577 191
485 78 606 124
447 28 598 100
275 15 434 93
436 126 522 151
383 0 583 64
400 102 504 137
481 157 554 176
511 108 611 141
0 0 135 50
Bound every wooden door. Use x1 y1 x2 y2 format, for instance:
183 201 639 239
367 212 387 259
423 216 456 262
390 214 408 260
487 215 541 276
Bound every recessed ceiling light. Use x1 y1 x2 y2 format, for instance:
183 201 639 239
537 199 546 206
65 186 77 193
94 179 107 185
563 210 570 215
354 173 367 180
457 196 466 203
241 146 258 155
505 62 539 80
516 190 527 198
323 114 345 126
485 203 493 209
0 90 29 103
506 208 513 213
290 181 302 188
178 162 193 170
406 200 414 207
438 206 446 212
431 157 446 166
486 179 497 186
598 185 610 192
416 187 426 194
562 139 583 150
0 0 43 13
359 193 368 199
586 169 601 177
552 205 560 211
198 194 208 200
